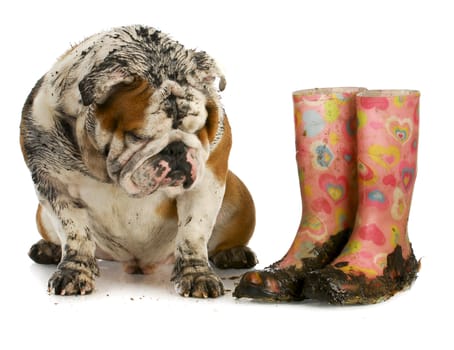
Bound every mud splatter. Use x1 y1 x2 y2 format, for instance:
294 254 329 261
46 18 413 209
302 245 420 304
233 228 352 301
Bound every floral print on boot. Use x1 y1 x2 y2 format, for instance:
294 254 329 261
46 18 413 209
234 88 364 301
303 90 420 304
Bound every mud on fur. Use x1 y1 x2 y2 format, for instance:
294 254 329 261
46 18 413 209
21 25 257 298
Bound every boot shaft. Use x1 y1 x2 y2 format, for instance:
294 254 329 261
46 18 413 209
293 87 365 153
355 90 420 226
292 88 365 222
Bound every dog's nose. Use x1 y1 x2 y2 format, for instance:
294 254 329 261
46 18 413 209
161 141 187 159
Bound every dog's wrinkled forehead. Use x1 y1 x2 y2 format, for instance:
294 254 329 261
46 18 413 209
78 26 225 108
148 79 208 129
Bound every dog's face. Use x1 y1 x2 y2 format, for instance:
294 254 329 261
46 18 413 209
81 77 222 197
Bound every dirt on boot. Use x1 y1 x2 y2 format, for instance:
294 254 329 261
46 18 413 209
302 245 420 305
233 228 352 301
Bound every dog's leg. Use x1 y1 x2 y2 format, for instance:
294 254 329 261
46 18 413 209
171 173 226 298
208 171 257 269
43 198 99 296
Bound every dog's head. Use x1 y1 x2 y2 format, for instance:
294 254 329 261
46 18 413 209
78 54 227 197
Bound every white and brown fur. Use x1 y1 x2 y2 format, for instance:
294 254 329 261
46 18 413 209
20 25 256 298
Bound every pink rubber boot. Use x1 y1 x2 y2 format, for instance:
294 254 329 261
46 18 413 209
303 90 420 304
234 88 364 301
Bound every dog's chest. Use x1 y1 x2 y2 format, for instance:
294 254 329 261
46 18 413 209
68 174 178 263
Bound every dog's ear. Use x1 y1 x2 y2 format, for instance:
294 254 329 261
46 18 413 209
79 67 135 106
191 51 226 92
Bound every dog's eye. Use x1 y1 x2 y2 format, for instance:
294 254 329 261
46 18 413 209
125 131 148 144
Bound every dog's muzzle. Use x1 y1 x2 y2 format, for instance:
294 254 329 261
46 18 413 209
128 141 198 196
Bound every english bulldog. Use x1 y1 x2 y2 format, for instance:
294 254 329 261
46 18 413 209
20 25 257 298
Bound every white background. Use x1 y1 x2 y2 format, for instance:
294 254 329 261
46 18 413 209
0 1 451 349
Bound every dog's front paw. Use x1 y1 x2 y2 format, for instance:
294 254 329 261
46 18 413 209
48 268 96 295
48 257 99 295
171 258 224 298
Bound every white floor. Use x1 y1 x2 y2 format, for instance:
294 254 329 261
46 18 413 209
1 239 448 350
2 1 453 349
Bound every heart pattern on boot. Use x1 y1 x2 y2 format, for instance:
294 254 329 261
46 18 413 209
358 224 386 246
365 189 388 209
319 174 348 203
358 159 375 183
399 161 416 191
311 197 332 214
359 97 389 110
300 214 327 241
391 187 406 220
368 145 401 169
385 116 413 144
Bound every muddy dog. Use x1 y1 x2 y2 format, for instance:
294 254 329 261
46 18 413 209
20 25 257 298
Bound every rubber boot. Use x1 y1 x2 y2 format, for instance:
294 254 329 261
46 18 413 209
234 87 364 301
303 90 420 304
